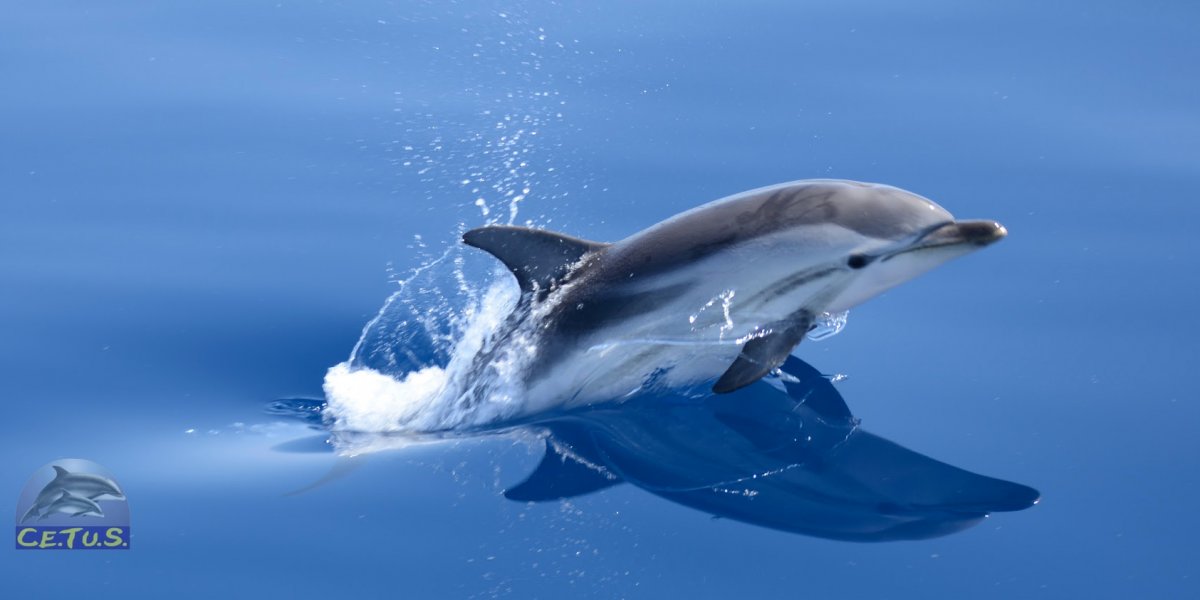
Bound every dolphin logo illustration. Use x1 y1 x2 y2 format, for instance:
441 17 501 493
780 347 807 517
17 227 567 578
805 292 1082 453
20 465 126 523
38 490 105 520
464 179 1006 410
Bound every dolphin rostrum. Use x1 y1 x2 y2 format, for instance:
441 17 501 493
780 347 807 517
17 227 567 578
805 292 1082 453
464 179 1006 412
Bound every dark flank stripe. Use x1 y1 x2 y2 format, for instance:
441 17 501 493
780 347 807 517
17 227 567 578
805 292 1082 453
740 266 842 308
552 281 697 336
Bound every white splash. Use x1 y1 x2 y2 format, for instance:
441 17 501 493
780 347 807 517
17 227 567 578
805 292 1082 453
323 7 598 449
324 276 526 436
323 363 451 433
807 311 849 341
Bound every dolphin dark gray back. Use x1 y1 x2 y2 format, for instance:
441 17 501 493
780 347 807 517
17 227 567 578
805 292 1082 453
602 180 952 277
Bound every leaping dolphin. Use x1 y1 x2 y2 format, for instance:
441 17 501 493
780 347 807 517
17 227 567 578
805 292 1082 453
464 179 1005 411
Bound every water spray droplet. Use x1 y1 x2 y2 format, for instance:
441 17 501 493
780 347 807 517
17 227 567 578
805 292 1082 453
807 311 849 341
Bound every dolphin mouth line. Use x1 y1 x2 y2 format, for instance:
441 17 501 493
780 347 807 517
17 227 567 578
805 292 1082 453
879 240 960 262
867 221 952 264
877 220 1006 263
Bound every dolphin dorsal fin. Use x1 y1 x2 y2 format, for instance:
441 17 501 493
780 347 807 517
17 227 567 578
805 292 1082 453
52 465 69 478
463 225 609 295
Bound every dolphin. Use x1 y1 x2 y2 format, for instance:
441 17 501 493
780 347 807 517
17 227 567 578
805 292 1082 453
20 465 125 522
38 490 105 520
463 179 1005 411
504 355 1039 541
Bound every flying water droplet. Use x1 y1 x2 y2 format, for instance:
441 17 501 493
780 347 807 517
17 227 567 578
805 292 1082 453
806 311 849 341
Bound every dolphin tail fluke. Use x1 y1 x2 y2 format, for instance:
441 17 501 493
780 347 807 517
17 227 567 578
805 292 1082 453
831 430 1041 513
463 225 609 295
20 504 41 523
505 439 623 502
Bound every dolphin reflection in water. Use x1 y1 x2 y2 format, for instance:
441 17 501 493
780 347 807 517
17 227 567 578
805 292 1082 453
504 355 1038 541
273 355 1037 542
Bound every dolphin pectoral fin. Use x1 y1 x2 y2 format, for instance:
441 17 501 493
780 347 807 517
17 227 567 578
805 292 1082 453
505 439 623 502
463 225 610 295
713 321 811 394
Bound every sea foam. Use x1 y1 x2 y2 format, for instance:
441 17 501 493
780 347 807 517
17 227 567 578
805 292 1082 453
323 272 530 437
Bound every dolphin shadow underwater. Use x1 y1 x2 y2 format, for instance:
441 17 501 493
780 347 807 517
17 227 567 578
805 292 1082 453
505 355 1039 542
273 354 1038 542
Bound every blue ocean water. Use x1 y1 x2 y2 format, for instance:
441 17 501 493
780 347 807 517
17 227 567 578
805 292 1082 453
3 0 1198 597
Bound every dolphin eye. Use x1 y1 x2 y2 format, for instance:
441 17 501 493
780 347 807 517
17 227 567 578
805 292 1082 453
847 254 869 269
